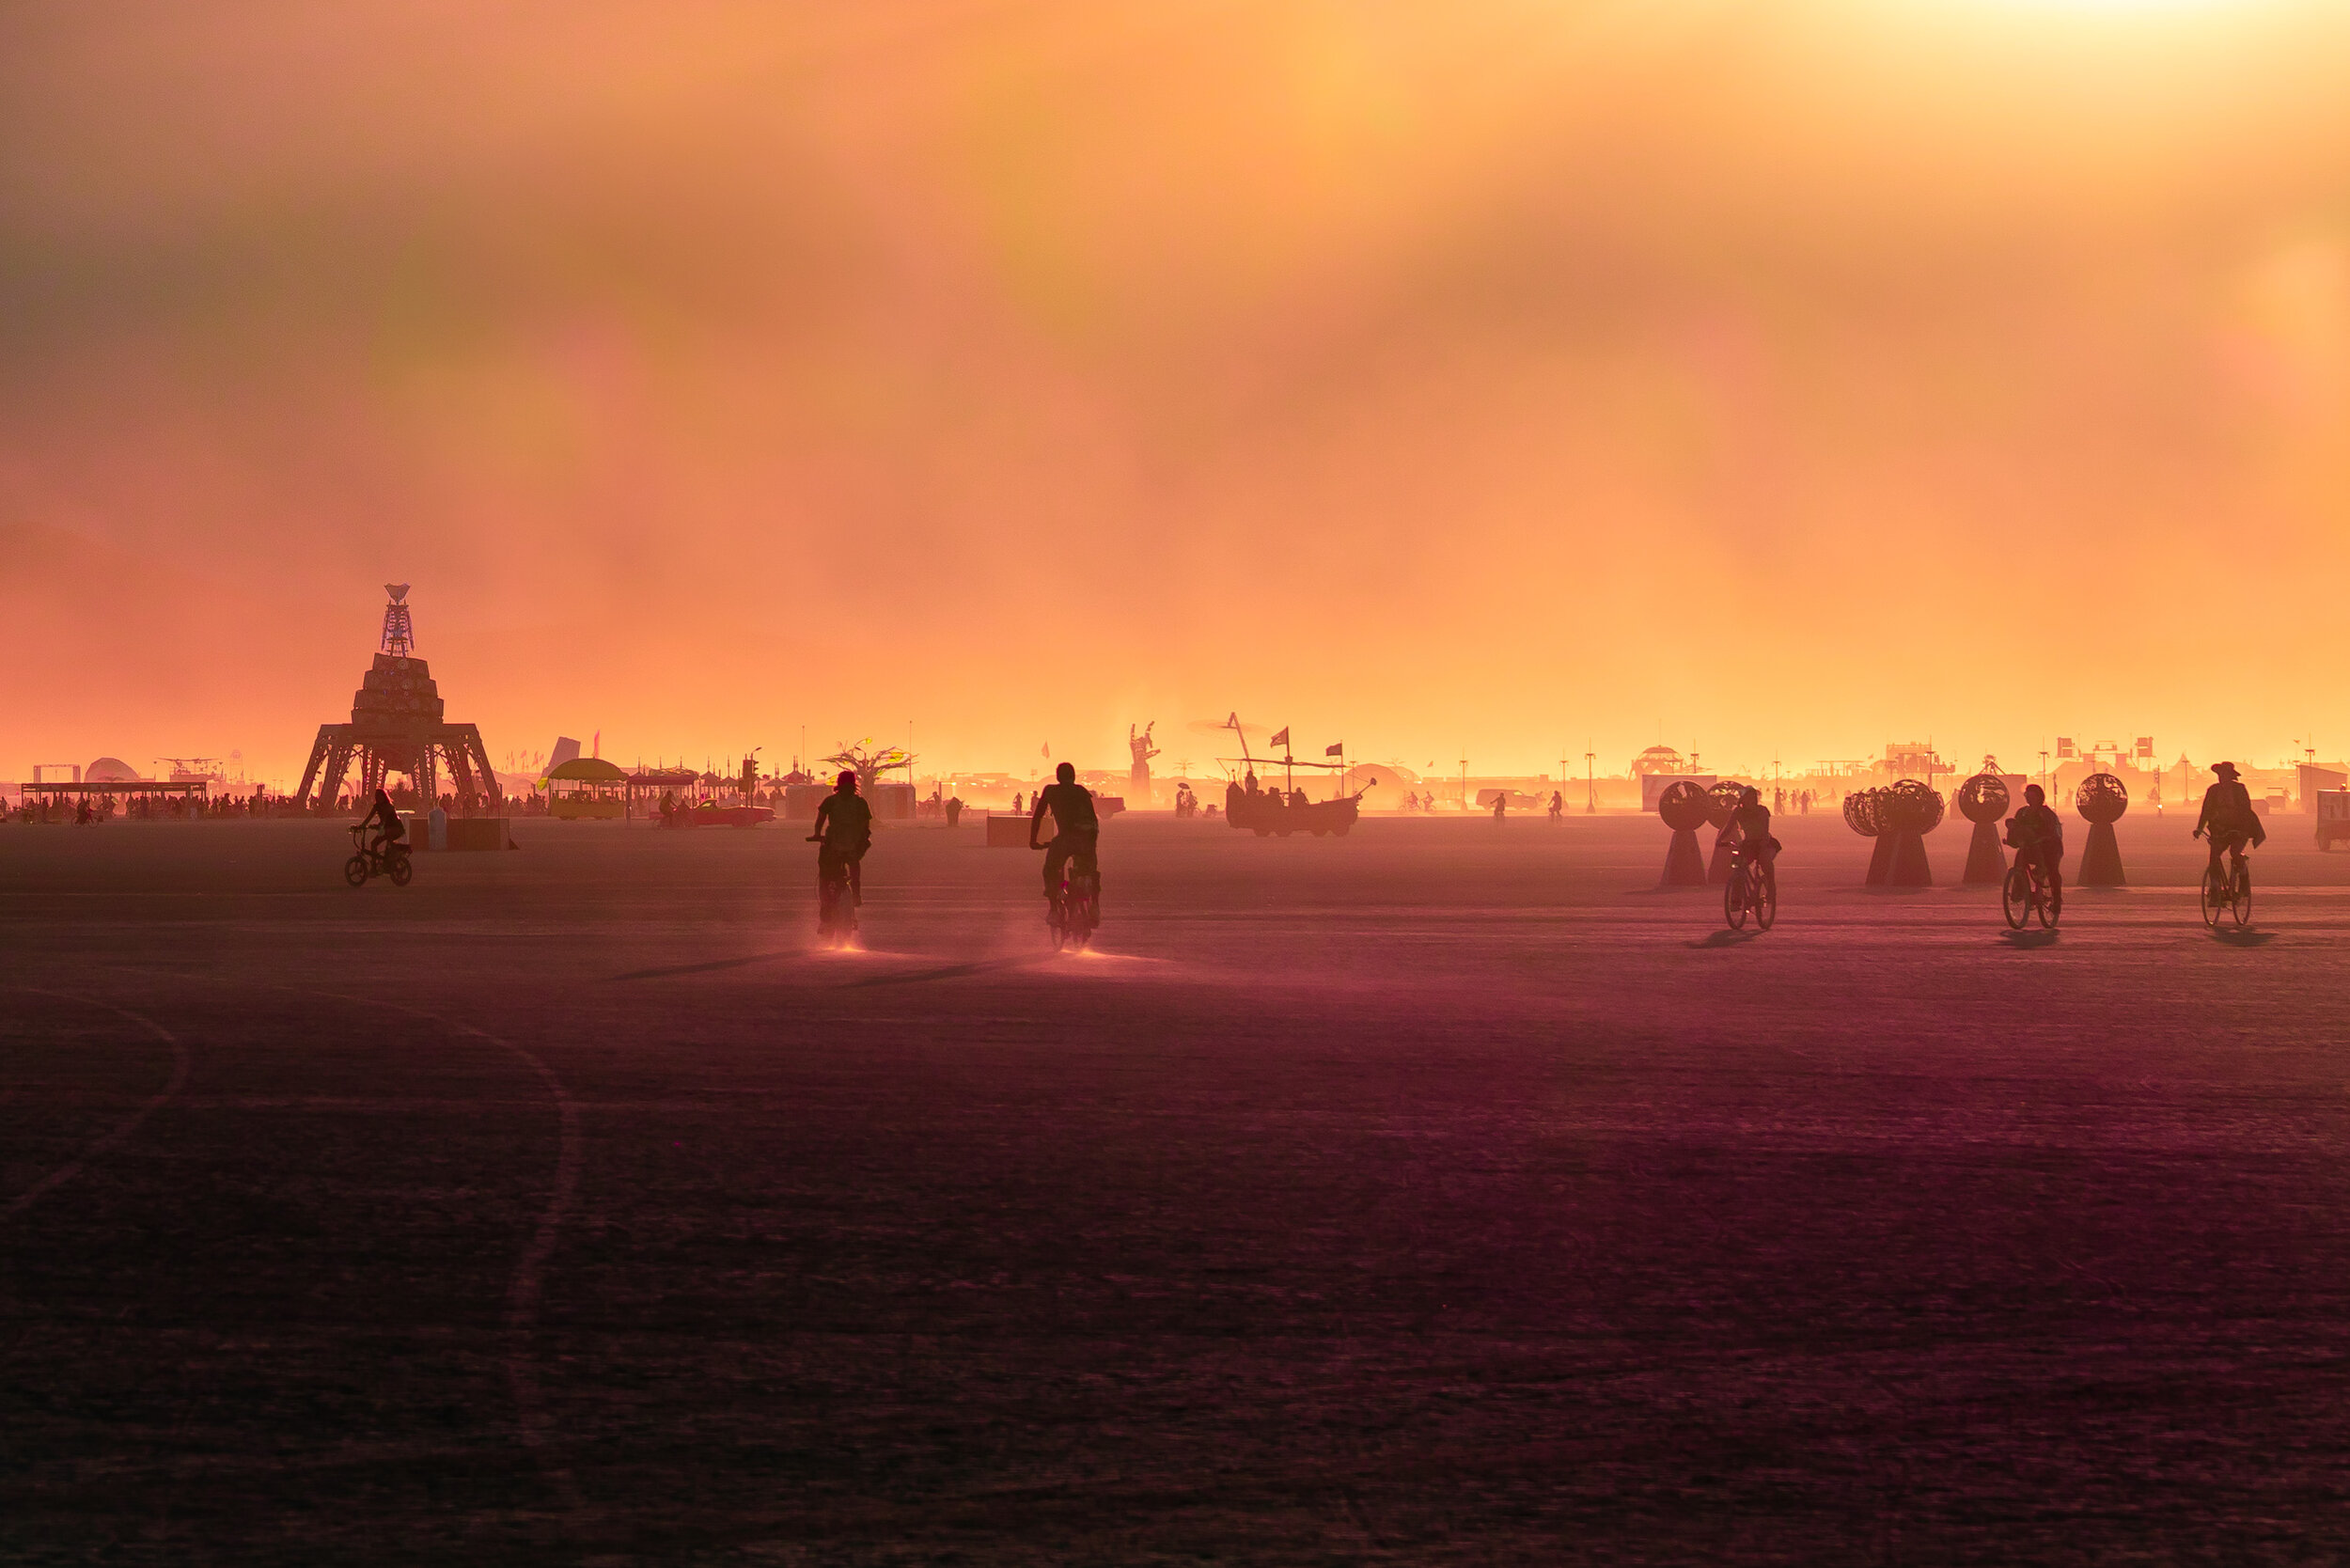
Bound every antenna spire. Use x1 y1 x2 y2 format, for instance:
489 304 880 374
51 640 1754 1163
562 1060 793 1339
380 583 415 655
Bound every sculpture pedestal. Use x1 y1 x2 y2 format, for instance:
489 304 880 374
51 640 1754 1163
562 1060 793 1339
1662 829 1707 886
1706 833 1734 886
2078 822 2125 886
1887 829 1934 886
1963 819 2006 885
1864 835 1894 886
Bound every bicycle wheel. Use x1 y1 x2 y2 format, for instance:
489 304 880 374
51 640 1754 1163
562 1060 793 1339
2231 861 2252 929
2001 866 2029 930
1723 869 1748 930
343 854 370 887
2199 867 2223 929
1754 870 1777 931
387 851 413 887
2035 878 2058 929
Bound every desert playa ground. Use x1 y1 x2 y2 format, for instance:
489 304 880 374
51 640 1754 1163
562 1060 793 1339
7 811 2350 1563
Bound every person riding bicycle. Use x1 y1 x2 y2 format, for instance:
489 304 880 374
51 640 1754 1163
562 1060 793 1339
2004 783 2065 907
360 788 406 857
2193 760 2264 879
812 770 873 905
1728 786 1778 873
1029 762 1100 912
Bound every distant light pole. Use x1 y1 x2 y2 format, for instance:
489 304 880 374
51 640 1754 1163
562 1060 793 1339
1584 749 1596 814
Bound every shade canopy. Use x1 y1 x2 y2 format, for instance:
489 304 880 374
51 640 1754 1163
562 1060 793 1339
545 757 628 783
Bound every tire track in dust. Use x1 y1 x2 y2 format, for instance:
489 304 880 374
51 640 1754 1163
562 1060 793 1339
3 990 191 1221
310 990 588 1518
92 970 590 1516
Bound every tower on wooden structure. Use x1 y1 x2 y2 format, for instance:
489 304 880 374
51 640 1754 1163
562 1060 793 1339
291 585 502 813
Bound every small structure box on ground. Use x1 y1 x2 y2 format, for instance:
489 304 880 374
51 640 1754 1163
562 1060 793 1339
2317 789 2350 850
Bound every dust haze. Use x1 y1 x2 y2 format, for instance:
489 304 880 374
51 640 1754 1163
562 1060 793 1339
5 0 2348 774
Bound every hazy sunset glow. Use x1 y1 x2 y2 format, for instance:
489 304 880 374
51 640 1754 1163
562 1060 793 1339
5 0 2346 784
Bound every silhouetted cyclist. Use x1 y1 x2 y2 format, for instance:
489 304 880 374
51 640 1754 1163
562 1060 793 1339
812 770 873 905
2193 760 2264 879
1729 785 1778 870
2004 782 2065 912
1029 761 1100 911
361 787 406 855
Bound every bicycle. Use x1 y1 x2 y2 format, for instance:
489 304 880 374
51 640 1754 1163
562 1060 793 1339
2001 854 2059 931
2198 841 2252 930
1047 853 1100 952
808 835 859 948
1722 843 1776 931
345 823 414 887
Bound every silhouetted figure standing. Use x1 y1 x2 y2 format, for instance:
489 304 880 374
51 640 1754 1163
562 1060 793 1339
1492 792 1507 822
1548 790 1562 822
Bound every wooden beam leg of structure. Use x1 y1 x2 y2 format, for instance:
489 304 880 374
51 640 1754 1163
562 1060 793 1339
293 727 336 811
459 728 501 808
318 735 356 814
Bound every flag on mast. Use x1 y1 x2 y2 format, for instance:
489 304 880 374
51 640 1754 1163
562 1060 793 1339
1325 743 1343 757
1270 727 1291 749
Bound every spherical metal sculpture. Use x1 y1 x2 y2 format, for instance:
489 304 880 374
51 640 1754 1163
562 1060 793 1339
1956 773 2009 824
2076 772 2128 824
1956 772 2010 885
1842 790 1877 839
1656 779 1710 886
1659 779 1711 831
1845 780 1940 886
1704 779 1744 830
1885 778 1944 836
2076 770 2129 886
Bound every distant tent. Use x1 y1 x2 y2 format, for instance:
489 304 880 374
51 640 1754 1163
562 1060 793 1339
85 756 142 783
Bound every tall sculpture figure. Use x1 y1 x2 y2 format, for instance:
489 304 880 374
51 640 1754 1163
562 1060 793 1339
1128 721 1159 807
1956 772 2010 886
291 585 501 814
2076 772 2128 886
1657 779 1710 886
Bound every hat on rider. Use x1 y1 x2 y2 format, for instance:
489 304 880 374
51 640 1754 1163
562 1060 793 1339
835 769 858 792
1739 786 1760 806
2210 760 2240 778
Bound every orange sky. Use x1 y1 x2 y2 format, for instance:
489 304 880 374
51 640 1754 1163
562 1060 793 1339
4 0 2348 786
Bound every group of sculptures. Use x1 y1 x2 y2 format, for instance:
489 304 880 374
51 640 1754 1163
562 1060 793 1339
1656 770 2131 888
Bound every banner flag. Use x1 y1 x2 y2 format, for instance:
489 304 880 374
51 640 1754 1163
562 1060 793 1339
1325 743 1344 757
1270 727 1291 748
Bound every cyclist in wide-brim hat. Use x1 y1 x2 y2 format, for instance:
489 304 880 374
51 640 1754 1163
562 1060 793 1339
2194 760 2264 880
